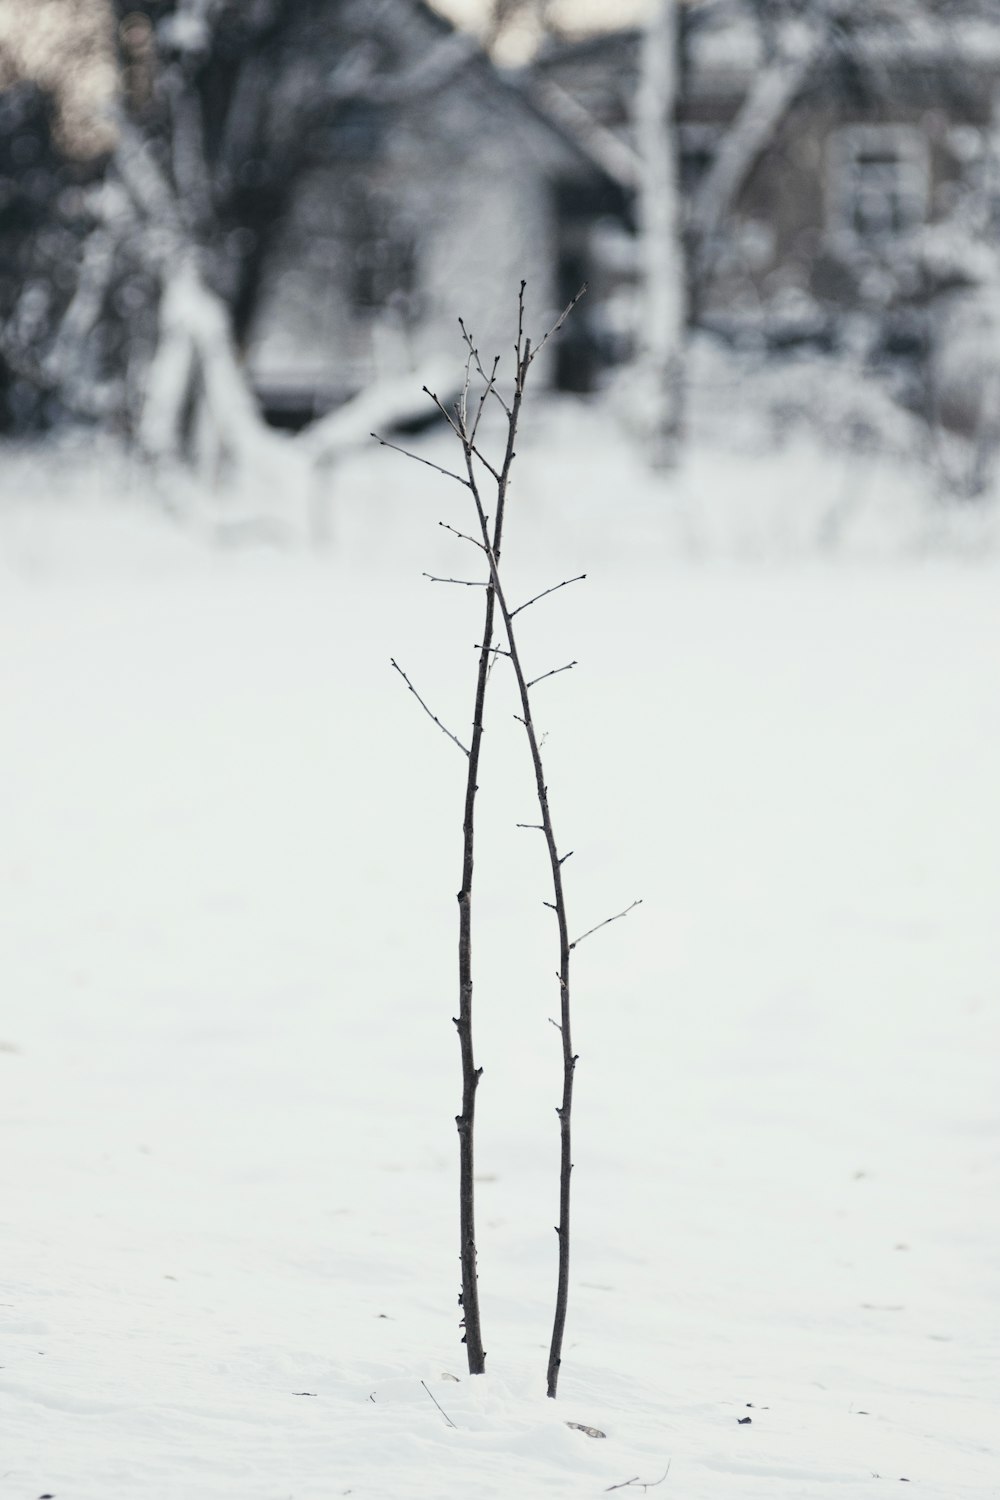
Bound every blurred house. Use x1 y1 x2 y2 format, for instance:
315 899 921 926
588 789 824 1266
0 0 607 433
250 0 1000 421
243 0 601 426
533 0 1000 411
5 0 1000 443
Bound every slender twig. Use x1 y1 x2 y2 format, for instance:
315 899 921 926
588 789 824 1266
511 575 587 618
470 441 500 483
390 659 470 757
420 1380 458 1429
457 339 473 433
372 433 469 486
439 520 486 550
526 661 577 690
468 349 502 444
605 1465 671 1493
460 320 510 418
423 573 486 587
570 900 643 951
528 283 589 366
423 385 464 440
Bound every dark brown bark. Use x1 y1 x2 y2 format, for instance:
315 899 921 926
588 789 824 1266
388 285 590 1393
469 484 575 1398
449 318 525 1376
453 289 585 1397
454 589 493 1375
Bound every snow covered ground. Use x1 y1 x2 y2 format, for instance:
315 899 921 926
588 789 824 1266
2 407 999 1499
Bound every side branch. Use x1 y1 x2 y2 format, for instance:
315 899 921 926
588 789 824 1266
512 575 587 618
423 385 465 440
420 1379 458 1430
459 321 510 419
526 661 577 691
440 521 486 550
528 284 588 366
470 444 502 482
390 659 470 757
373 434 470 487
570 900 643 951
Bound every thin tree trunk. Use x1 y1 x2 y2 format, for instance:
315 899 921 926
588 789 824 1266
137 266 198 459
42 223 116 410
452 347 525 1375
636 0 686 469
467 477 573 1399
449 294 582 1397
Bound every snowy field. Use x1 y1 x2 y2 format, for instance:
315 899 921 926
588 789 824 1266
2 407 999 1499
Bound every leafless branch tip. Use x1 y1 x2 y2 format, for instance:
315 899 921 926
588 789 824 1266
526 660 577 691
439 520 486 551
390 658 469 758
511 574 587 618
420 1379 458 1430
422 385 464 439
528 283 588 366
570 899 643 951
423 573 486 587
373 432 469 486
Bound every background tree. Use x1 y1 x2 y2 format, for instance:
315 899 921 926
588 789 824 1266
0 0 474 472
635 0 685 468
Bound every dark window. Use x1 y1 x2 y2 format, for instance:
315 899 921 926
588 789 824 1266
829 127 928 240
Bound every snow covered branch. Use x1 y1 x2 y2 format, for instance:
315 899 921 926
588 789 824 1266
687 26 824 261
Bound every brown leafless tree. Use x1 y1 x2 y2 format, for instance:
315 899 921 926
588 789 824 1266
380 285 638 1396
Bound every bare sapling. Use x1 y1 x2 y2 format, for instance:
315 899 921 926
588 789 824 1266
379 302 529 1374
378 284 638 1398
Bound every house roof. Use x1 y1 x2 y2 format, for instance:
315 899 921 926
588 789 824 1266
532 0 1000 89
526 0 1000 174
281 0 615 184
393 0 624 182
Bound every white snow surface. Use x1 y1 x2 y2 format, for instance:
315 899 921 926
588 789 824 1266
1 406 999 1499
